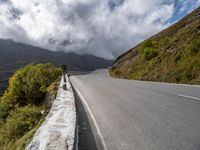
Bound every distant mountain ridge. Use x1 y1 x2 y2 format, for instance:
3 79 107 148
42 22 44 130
0 39 113 95
110 7 200 84
0 39 113 70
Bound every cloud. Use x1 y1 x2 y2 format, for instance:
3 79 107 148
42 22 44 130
0 0 199 59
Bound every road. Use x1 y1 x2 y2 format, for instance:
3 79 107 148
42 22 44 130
70 69 200 150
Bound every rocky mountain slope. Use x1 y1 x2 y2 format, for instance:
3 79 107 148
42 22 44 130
110 7 200 84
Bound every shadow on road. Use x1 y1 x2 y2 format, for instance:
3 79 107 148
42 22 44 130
72 87 98 150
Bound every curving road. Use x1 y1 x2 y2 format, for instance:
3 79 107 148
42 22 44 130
70 69 200 150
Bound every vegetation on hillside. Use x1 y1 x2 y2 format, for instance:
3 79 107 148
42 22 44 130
110 7 200 84
0 63 62 149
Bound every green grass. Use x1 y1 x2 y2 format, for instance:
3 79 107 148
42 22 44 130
110 7 200 85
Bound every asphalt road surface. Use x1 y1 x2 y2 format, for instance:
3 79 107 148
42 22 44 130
70 69 200 150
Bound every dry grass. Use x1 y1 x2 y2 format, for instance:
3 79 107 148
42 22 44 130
111 7 200 84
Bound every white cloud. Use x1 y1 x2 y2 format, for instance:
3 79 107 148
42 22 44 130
0 0 199 59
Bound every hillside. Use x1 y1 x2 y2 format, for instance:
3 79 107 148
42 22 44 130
110 7 200 84
0 39 113 95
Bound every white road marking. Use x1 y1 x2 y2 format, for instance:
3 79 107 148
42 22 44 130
177 94 200 101
71 81 108 150
107 72 110 77
106 70 200 88
153 82 200 88
75 125 79 150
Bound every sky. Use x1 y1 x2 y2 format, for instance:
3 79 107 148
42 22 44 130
0 0 199 59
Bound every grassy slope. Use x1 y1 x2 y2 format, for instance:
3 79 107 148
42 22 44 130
110 7 200 84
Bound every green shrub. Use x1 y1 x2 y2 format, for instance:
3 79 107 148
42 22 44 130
187 35 200 54
9 63 62 105
142 39 158 49
159 37 170 47
0 92 15 121
1 106 42 142
0 63 62 148
139 39 159 60
142 48 158 60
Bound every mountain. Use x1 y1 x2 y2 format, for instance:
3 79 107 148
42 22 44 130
0 39 113 70
0 39 113 95
110 7 200 85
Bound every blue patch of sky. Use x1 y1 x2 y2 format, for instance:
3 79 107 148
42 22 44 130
168 0 200 24
106 0 200 25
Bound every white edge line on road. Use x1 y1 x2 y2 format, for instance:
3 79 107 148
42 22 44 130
75 124 79 150
107 72 110 77
149 82 200 88
177 94 200 101
128 78 200 88
72 84 108 150
106 70 200 88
